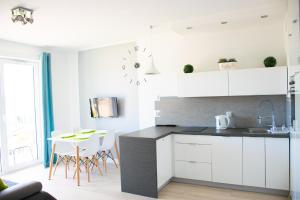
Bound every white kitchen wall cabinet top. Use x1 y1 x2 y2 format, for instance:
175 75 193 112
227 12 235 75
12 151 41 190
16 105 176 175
178 71 229 97
228 66 287 96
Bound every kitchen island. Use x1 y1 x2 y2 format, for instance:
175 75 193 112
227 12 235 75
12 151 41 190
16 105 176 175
119 126 289 198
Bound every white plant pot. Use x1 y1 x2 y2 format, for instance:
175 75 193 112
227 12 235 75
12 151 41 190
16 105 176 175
228 62 238 69
218 63 226 70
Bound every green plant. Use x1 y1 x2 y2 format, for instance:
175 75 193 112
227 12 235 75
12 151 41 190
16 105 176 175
264 57 277 67
183 64 194 73
218 58 228 63
228 58 237 62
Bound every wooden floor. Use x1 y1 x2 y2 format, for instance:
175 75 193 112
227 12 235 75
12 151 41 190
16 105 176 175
3 164 290 200
160 182 290 200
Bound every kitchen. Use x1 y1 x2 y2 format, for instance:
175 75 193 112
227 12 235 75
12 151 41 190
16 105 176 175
119 0 300 198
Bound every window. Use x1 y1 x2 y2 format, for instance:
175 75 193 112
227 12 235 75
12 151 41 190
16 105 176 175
0 58 43 173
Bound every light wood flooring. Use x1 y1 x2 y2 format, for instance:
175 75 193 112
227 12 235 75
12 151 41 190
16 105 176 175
3 164 290 200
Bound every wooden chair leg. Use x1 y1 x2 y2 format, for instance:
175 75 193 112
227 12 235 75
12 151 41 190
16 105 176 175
73 169 76 179
86 158 90 182
102 151 107 173
48 144 56 180
114 140 120 164
53 156 61 176
109 151 118 168
64 156 68 179
93 155 103 176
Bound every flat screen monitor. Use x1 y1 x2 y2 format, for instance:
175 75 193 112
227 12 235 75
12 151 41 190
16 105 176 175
89 97 118 118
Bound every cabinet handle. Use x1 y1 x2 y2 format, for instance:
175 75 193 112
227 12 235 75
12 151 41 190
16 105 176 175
188 161 197 163
293 19 298 24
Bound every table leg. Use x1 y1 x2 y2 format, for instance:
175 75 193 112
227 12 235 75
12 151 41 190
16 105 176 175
48 143 56 180
76 146 80 186
114 140 120 164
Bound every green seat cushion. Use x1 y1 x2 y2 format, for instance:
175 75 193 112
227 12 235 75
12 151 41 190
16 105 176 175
0 178 8 191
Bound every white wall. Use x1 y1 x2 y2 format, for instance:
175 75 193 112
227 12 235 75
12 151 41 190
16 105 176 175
48 48 80 131
78 42 140 133
0 39 41 60
136 20 287 128
0 39 80 132
285 0 300 67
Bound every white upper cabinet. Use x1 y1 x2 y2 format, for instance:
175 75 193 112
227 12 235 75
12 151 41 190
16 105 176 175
178 67 287 97
178 71 228 97
228 67 287 96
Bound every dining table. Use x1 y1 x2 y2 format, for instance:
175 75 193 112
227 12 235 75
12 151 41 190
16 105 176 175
47 130 120 186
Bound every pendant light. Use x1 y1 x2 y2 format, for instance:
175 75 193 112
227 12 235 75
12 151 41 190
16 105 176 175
145 25 160 75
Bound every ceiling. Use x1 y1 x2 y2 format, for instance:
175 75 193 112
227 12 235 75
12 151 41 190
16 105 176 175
0 0 287 50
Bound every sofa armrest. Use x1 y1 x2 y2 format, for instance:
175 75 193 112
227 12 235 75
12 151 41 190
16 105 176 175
0 181 42 200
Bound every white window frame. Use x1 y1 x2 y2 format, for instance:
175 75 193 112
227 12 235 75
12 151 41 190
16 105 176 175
0 57 44 174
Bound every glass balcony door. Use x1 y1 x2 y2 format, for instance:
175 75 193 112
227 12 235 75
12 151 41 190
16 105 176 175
0 58 42 173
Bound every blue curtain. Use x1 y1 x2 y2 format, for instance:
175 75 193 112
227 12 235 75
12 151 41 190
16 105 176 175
41 52 55 168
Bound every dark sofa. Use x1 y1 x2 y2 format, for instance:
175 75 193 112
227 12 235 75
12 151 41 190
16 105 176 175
0 180 56 200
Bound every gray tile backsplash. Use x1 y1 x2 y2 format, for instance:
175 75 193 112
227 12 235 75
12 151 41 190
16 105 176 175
155 96 286 128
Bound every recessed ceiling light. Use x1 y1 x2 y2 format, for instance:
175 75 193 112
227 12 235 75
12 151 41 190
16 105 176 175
260 15 268 19
186 26 193 30
221 21 228 25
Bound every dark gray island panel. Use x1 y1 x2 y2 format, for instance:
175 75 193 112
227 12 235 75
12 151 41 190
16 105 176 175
119 136 158 198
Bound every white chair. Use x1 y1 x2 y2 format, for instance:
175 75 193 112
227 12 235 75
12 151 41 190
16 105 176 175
51 131 74 179
99 132 118 173
71 134 103 182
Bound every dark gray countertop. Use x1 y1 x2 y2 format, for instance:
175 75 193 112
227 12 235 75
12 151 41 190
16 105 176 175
121 126 290 140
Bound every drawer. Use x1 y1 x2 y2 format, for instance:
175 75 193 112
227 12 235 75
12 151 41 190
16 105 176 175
175 143 211 163
174 135 213 144
175 161 212 181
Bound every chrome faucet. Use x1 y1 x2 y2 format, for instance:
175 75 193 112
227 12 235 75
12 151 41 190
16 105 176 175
257 100 276 131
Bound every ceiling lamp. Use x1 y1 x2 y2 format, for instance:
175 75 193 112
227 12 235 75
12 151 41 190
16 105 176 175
145 25 160 75
11 7 34 25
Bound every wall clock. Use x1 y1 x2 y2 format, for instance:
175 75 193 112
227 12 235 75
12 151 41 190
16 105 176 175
121 45 152 86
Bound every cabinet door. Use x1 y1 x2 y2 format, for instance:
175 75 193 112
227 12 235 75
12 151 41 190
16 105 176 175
243 137 265 188
175 161 211 181
156 135 173 189
229 67 287 96
212 137 242 185
174 143 211 163
178 71 228 97
265 138 289 190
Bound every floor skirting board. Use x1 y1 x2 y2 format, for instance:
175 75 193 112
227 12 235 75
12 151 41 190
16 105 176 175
171 177 289 197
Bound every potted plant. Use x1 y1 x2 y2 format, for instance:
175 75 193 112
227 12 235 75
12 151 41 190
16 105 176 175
218 58 228 70
264 57 277 67
183 64 194 73
228 58 238 69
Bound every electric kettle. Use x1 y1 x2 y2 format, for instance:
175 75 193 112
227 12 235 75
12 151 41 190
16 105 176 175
215 115 230 129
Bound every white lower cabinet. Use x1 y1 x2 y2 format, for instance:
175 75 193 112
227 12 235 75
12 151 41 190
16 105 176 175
243 137 265 187
175 143 211 163
265 138 290 190
174 135 212 181
175 161 211 181
156 135 173 189
212 137 243 185
158 135 289 191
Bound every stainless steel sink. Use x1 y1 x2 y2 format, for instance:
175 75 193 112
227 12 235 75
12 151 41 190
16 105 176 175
247 128 270 134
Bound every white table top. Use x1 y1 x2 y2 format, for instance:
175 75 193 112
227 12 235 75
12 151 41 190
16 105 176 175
47 130 108 145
